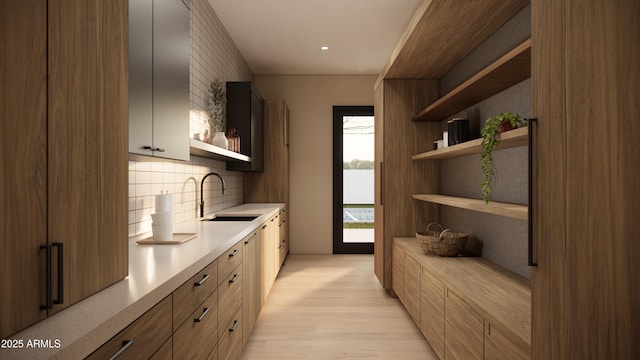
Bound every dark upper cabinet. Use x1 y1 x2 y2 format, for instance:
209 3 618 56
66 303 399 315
226 82 264 172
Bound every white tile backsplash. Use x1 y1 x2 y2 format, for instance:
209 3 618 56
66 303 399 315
128 0 252 238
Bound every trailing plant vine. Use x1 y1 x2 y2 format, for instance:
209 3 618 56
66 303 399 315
480 112 526 203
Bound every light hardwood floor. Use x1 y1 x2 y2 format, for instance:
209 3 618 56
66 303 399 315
241 254 438 360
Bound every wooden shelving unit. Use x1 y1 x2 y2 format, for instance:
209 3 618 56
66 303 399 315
412 194 528 220
413 127 528 161
189 139 251 162
413 39 531 122
376 0 529 87
412 127 528 220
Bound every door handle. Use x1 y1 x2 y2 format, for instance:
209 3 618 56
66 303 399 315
52 242 64 304
528 118 537 267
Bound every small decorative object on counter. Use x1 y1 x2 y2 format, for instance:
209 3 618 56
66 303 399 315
226 127 240 152
417 223 468 257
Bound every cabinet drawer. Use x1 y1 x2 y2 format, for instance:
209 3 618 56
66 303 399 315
218 241 243 286
217 307 243 360
445 288 483 360
392 243 405 302
484 321 530 360
149 337 172 360
421 268 445 360
404 255 421 325
173 289 218 360
173 259 218 329
218 264 243 338
86 295 172 360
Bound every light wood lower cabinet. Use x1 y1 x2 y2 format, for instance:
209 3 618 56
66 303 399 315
420 268 445 360
89 211 285 359
444 288 484 360
484 321 529 360
173 290 219 359
404 255 421 325
173 259 218 329
243 231 260 347
218 264 243 340
394 237 531 360
392 243 405 302
150 338 173 360
218 308 243 360
86 295 172 360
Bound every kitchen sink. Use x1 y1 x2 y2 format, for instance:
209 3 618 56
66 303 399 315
203 214 259 222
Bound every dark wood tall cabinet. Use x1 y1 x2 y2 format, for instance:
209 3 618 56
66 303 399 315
0 0 128 338
532 0 640 358
243 99 289 205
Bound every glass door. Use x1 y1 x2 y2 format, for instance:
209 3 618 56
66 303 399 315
333 106 374 254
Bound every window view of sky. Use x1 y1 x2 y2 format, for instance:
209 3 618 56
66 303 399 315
343 116 374 161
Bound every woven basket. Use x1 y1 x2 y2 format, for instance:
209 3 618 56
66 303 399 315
416 223 468 257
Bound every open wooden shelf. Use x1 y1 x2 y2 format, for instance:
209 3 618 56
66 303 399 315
412 194 528 220
376 0 529 88
413 39 531 122
189 139 251 162
413 127 528 161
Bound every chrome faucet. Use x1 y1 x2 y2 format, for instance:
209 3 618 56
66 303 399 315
200 172 225 217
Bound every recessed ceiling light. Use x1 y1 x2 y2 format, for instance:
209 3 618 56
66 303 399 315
320 46 329 51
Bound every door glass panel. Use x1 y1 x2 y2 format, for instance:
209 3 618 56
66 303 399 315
342 115 375 244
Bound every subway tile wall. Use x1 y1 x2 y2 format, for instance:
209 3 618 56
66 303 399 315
128 0 253 237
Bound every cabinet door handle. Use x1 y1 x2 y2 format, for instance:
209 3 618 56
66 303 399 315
40 245 52 310
262 224 267 229
52 242 64 305
194 307 210 323
142 145 165 152
229 249 239 257
380 161 385 206
528 118 538 267
229 319 239 332
244 233 258 244
229 274 239 283
194 274 210 287
108 340 134 360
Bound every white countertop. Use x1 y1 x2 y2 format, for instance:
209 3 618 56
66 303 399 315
2 203 283 360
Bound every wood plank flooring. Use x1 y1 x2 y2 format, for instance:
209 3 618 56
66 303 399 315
241 254 438 360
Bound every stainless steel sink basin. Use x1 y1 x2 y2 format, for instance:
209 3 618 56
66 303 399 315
203 214 259 222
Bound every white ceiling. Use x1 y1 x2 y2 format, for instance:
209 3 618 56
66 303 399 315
207 0 422 75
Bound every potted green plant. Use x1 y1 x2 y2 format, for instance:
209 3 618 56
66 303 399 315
480 112 525 203
207 78 228 148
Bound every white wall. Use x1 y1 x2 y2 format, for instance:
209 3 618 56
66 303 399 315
254 75 377 254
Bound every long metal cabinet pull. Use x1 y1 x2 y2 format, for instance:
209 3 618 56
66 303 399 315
52 242 64 304
194 274 210 286
229 319 239 332
229 274 239 283
380 161 385 206
528 118 538 267
40 245 52 310
229 249 239 257
108 340 134 360
244 233 258 244
194 307 210 323
142 145 165 152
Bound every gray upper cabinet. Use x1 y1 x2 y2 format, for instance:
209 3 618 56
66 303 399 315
129 0 190 161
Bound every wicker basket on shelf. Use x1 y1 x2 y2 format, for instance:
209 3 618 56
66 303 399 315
416 223 468 257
